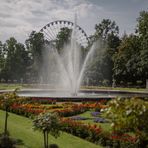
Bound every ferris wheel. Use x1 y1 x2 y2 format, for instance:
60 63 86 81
40 20 89 47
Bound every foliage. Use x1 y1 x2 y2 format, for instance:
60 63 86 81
113 10 148 86
0 94 140 147
136 11 148 37
33 112 61 137
0 91 24 148
93 19 119 40
0 41 5 79
0 90 19 135
102 97 148 146
1 97 104 118
0 37 31 82
53 104 89 117
113 34 141 85
0 90 18 110
33 112 61 148
61 118 102 142
25 31 45 81
136 11 148 82
55 27 72 53
0 110 100 148
0 10 148 86
85 19 120 86
61 118 138 147
0 32 45 83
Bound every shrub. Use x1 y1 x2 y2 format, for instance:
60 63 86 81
0 134 16 148
33 112 61 148
102 97 148 147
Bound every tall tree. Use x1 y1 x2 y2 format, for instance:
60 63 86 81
113 10 148 86
113 34 141 85
86 19 120 86
2 37 18 81
25 31 45 81
13 43 31 81
1 37 30 82
55 27 72 53
0 41 5 80
136 11 148 81
94 19 119 41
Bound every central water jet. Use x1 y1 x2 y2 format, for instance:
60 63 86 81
40 16 97 96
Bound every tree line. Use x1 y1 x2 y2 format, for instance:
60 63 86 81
0 31 45 83
0 10 148 87
85 10 148 87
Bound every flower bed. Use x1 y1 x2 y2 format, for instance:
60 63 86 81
60 118 138 147
53 104 89 117
0 93 140 147
61 118 102 140
93 117 107 123
91 111 100 117
70 116 89 120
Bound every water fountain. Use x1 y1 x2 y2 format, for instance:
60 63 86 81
16 16 148 99
38 15 98 96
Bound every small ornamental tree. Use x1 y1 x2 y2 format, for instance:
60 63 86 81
102 97 148 147
33 112 61 148
0 90 18 135
0 89 19 148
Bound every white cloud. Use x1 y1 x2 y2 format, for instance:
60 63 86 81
0 0 101 42
0 0 147 43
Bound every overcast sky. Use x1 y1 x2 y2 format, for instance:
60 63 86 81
0 0 148 43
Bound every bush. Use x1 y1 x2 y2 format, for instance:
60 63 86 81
102 97 148 147
102 79 110 86
0 134 16 148
33 112 61 148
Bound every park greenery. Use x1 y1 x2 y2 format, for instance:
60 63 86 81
33 112 61 148
0 10 148 87
102 97 148 147
0 90 22 148
1 91 148 147
0 110 101 148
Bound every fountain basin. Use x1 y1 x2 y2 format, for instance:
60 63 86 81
1 89 148 102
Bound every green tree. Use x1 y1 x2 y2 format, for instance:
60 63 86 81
14 43 31 82
113 10 148 86
86 19 120 86
25 31 45 81
33 112 61 148
1 37 30 82
2 37 17 82
136 11 148 82
0 90 18 135
113 34 141 85
103 97 148 147
0 90 21 148
0 41 5 80
56 27 72 53
94 19 119 40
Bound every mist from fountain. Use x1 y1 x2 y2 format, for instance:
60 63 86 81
40 17 99 96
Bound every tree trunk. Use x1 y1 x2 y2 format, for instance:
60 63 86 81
43 131 47 148
46 132 48 148
4 109 8 135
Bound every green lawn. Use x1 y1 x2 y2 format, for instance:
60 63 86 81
0 84 23 90
0 83 34 90
0 83 146 92
0 110 102 148
81 86 146 92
